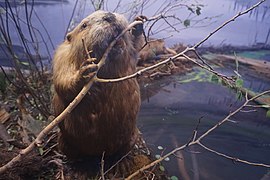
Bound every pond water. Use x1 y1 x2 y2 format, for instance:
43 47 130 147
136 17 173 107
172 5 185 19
138 67 270 179
1 1 270 179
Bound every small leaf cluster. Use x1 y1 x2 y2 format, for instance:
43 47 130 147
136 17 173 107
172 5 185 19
184 4 203 27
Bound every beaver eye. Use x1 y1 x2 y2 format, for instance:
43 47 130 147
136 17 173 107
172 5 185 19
81 23 87 29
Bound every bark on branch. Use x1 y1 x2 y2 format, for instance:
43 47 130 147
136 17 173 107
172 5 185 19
0 0 267 175
0 20 144 174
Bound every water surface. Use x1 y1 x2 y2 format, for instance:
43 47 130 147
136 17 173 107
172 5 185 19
1 1 270 179
138 72 270 179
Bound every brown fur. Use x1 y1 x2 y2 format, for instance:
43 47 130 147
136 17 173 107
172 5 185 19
52 11 142 158
139 39 177 62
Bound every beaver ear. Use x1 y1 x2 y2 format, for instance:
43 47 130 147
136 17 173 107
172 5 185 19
66 33 72 42
131 15 147 37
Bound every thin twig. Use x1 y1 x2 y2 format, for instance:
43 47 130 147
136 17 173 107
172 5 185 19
125 90 270 179
97 3 266 85
193 50 214 71
0 79 95 174
98 151 132 180
95 49 234 86
198 142 270 168
96 0 266 88
0 0 267 175
125 143 193 180
95 20 144 70
245 104 270 108
0 19 144 175
82 38 91 60
196 90 270 142
193 0 266 48
100 152 105 180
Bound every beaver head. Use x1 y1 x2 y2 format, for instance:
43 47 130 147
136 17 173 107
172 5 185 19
65 11 134 65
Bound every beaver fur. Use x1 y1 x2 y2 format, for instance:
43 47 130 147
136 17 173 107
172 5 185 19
52 10 143 158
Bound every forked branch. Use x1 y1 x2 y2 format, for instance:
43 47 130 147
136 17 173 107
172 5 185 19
0 19 144 174
0 0 267 176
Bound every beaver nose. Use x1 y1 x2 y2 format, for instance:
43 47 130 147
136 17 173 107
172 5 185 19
102 12 116 23
66 33 72 42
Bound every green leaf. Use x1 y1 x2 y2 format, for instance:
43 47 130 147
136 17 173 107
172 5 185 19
159 165 165 172
236 78 244 88
211 75 219 83
38 147 44 155
170 176 179 180
20 61 30 66
158 146 163 150
183 19 190 27
155 154 161 159
236 91 243 100
196 7 201 15
266 110 270 118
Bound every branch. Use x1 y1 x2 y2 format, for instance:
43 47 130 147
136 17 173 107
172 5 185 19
195 90 270 142
98 151 131 180
126 90 270 179
0 75 95 174
0 0 267 175
96 0 266 85
193 0 266 48
0 19 144 174
100 152 105 180
96 51 185 83
96 20 144 69
198 142 270 168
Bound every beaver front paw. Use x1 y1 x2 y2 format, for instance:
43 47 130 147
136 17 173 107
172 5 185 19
79 59 98 81
132 15 147 37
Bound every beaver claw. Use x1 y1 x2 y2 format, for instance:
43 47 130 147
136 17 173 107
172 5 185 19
132 15 147 36
79 60 98 80
135 15 148 22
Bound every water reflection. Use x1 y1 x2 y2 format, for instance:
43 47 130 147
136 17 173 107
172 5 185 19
1 1 270 179
138 75 270 179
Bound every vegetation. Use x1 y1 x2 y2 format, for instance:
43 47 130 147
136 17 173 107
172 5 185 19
0 0 269 179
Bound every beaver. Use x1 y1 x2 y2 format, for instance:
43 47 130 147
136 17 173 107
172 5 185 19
52 10 144 158
139 39 177 63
